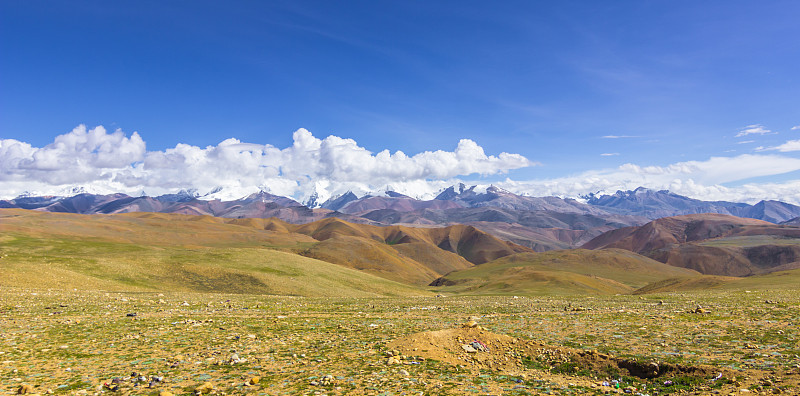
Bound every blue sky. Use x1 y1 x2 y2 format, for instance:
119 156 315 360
1 1 800 203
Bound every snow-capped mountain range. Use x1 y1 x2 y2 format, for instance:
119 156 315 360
5 185 800 252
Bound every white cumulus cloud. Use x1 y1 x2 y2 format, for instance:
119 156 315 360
493 154 800 204
0 125 145 185
5 125 800 205
0 126 533 200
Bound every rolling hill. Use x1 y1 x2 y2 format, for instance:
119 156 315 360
0 210 423 296
429 248 700 296
583 213 800 276
4 207 800 296
0 209 530 289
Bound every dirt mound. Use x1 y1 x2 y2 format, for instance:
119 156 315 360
387 326 519 371
387 326 721 380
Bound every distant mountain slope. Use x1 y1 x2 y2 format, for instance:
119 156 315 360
583 214 773 253
652 238 800 276
583 213 800 276
336 195 463 214
584 187 800 223
781 216 800 226
0 191 346 224
434 184 609 214
4 186 800 261
360 206 647 251
747 200 800 223
320 191 359 211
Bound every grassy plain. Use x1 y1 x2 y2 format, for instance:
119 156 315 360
2 209 800 394
1 287 799 395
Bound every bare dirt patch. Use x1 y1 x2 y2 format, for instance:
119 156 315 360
387 325 722 380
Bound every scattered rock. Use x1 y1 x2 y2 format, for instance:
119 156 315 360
694 305 708 314
16 384 33 395
247 376 260 385
319 374 335 386
462 344 478 353
195 382 213 394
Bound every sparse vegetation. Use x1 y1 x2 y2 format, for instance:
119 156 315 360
1 288 798 394
2 209 800 394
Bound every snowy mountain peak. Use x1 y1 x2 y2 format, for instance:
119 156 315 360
155 189 200 203
303 182 333 209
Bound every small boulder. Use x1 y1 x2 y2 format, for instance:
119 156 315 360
694 305 708 314
195 382 213 394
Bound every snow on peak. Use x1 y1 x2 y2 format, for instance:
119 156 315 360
302 181 333 208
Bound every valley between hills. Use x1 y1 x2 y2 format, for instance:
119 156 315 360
2 187 800 395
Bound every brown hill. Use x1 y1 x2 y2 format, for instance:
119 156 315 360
650 237 800 276
582 214 771 254
583 214 800 276
0 208 530 287
0 209 425 296
266 217 531 284
284 217 529 265
301 236 472 285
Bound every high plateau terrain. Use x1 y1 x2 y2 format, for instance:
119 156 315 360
2 195 800 395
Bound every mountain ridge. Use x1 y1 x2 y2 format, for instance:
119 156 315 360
4 187 799 256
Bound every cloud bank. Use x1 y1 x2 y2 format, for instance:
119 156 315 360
0 125 531 201
3 125 800 205
758 139 800 153
501 154 800 204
